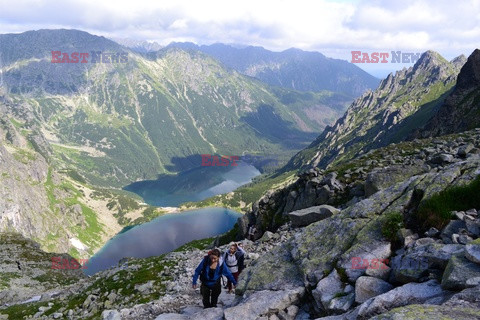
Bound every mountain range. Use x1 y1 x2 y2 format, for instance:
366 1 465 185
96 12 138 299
1 39 480 319
0 29 375 256
0 29 357 188
166 42 380 97
2 27 480 320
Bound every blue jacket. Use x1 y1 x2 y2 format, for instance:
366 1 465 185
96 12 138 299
192 256 237 287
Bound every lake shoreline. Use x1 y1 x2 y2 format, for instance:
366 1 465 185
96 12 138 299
84 207 242 275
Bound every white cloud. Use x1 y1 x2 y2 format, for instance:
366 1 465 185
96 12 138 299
0 0 479 77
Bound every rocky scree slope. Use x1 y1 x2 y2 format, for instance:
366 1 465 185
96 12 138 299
0 231 296 319
0 233 86 307
2 128 480 319
234 128 480 319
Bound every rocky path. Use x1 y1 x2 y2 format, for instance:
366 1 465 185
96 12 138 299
95 228 296 320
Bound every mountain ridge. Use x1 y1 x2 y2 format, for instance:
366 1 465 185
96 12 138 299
0 29 351 256
284 50 466 171
166 42 380 97
414 49 480 138
0 29 350 186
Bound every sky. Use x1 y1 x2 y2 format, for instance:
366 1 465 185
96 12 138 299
0 0 479 77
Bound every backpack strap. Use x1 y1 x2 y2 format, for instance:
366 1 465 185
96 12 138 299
199 255 209 282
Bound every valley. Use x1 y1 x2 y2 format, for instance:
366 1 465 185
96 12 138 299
1 26 480 320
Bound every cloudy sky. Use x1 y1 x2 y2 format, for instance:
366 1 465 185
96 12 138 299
1 0 479 77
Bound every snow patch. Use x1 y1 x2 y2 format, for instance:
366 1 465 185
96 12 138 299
69 238 87 251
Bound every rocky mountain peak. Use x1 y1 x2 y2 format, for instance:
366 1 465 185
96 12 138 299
456 49 480 91
411 50 453 83
285 50 462 171
415 48 480 138
414 50 445 67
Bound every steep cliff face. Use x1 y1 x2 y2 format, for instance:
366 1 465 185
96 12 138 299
416 49 480 137
286 51 466 171
0 97 114 257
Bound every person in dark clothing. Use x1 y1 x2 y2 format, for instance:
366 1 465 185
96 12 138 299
248 224 257 241
223 242 245 293
192 249 237 308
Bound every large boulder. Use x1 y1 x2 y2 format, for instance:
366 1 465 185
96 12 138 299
288 205 340 227
223 287 304 320
235 242 303 295
430 153 455 165
357 280 445 319
355 276 393 303
465 239 480 264
364 165 426 197
102 310 122 320
445 284 480 309
291 215 369 285
337 217 391 282
312 269 343 311
442 254 480 290
444 285 480 310
154 314 188 320
328 292 355 314
440 220 467 244
188 307 224 320
369 304 480 320
389 243 464 284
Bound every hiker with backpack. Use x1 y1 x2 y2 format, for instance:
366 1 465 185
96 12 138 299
192 249 237 309
223 242 245 293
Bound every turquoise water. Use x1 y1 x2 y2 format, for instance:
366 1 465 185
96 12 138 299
124 162 260 207
85 207 241 275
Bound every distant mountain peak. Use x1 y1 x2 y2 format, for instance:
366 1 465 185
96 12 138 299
111 37 163 53
451 54 467 68
413 50 448 72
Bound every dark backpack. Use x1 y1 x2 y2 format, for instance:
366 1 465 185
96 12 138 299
199 255 224 284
